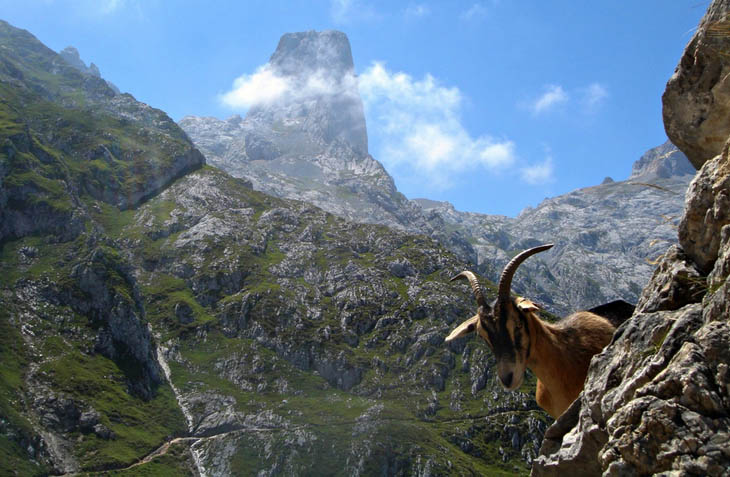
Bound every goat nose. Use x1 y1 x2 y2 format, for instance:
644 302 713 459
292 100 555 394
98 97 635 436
500 372 513 388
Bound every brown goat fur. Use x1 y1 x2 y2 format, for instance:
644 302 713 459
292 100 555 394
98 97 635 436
521 307 615 417
447 245 627 418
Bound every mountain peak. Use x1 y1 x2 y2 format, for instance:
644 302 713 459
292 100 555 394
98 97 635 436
270 30 354 79
59 46 98 76
247 30 368 154
58 45 120 93
629 140 695 180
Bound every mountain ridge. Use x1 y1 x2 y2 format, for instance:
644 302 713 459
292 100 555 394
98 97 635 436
181 29 692 315
0 19 547 475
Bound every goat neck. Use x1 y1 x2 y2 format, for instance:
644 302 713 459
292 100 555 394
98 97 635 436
524 312 589 418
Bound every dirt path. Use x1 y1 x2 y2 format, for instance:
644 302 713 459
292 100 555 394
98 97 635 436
59 409 526 475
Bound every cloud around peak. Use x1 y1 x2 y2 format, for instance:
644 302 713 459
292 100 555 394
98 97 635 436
220 63 359 110
220 59 554 191
359 61 517 188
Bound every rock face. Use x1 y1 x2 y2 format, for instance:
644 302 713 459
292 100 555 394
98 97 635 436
533 1 730 474
0 21 547 476
663 1 730 169
180 30 429 234
418 141 694 315
183 30 693 318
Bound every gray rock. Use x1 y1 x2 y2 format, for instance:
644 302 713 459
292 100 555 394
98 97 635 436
534 5 730 473
635 244 705 313
92 423 115 440
387 258 415 278
630 140 695 180
78 410 100 432
679 150 730 273
663 1 730 169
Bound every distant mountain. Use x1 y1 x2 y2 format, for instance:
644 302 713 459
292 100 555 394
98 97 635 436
426 141 694 315
180 31 431 234
58 45 121 93
0 20 545 475
629 139 695 179
180 29 693 316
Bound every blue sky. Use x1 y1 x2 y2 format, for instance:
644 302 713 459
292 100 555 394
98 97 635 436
1 1 707 216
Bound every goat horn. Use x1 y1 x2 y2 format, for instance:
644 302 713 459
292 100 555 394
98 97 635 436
497 244 554 306
451 271 489 310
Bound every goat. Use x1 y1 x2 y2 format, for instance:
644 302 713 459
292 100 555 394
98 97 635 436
446 244 633 418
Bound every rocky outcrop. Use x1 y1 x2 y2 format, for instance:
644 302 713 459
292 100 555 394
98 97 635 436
635 245 705 313
183 29 693 317
263 30 368 154
533 2 730 474
419 142 693 315
679 148 730 273
630 140 696 180
663 1 730 169
59 46 120 93
179 30 432 235
70 247 163 399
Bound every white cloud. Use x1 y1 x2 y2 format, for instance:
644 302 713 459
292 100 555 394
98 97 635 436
220 65 290 109
531 85 568 115
99 0 123 14
520 157 554 184
220 64 358 110
405 3 430 18
330 0 377 24
527 82 608 116
460 2 488 20
582 82 608 110
359 62 516 188
221 60 539 189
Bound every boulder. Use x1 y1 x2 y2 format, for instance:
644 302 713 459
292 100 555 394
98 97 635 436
663 1 730 169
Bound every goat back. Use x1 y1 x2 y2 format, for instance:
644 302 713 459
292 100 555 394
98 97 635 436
587 300 635 329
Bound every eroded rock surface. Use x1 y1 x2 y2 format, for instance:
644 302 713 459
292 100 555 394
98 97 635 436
534 1 730 474
663 1 730 169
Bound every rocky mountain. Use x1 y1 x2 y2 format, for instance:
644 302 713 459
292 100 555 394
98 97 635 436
179 31 428 235
419 142 694 315
181 31 693 317
58 46 121 94
0 20 548 476
533 1 730 474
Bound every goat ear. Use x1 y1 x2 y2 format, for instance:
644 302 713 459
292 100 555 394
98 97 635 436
516 297 541 313
445 315 480 342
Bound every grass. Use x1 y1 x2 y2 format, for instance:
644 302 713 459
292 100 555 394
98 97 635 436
0 308 48 477
2 49 542 473
39 350 186 470
77 440 196 476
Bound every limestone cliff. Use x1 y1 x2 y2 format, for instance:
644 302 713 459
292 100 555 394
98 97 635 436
533 1 730 474
418 142 693 316
0 20 546 475
183 30 692 318
180 31 430 234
